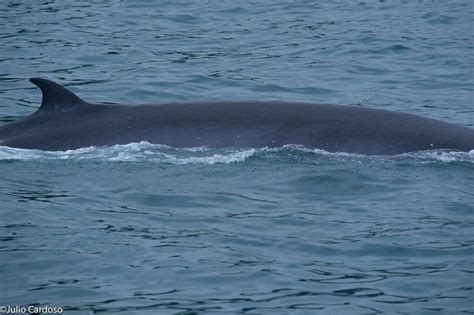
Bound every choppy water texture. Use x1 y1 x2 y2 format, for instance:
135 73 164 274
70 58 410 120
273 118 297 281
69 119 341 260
1 1 473 314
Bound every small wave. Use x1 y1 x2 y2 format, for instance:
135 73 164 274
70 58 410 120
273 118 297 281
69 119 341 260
263 145 474 164
399 149 474 164
0 142 472 165
0 142 257 165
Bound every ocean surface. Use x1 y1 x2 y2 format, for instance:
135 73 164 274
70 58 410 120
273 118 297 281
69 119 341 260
0 1 473 314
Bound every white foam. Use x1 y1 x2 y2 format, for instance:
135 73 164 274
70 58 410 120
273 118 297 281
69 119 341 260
399 149 474 163
263 144 365 157
0 142 256 165
154 149 256 165
0 143 472 165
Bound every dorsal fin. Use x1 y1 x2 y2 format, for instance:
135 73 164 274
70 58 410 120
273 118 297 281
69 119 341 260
30 78 87 112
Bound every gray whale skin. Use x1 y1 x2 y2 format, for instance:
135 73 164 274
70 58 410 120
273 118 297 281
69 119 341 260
0 78 473 155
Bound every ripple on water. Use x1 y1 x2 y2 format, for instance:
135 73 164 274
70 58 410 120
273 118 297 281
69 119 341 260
1 1 473 313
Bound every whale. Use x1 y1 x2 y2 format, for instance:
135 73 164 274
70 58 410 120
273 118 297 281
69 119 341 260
0 78 473 155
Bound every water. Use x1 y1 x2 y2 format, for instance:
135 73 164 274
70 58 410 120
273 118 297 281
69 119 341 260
1 1 473 314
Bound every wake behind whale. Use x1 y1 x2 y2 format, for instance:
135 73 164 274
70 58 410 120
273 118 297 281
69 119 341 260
0 78 473 155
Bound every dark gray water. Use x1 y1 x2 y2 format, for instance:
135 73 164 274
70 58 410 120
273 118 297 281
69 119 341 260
1 1 473 314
